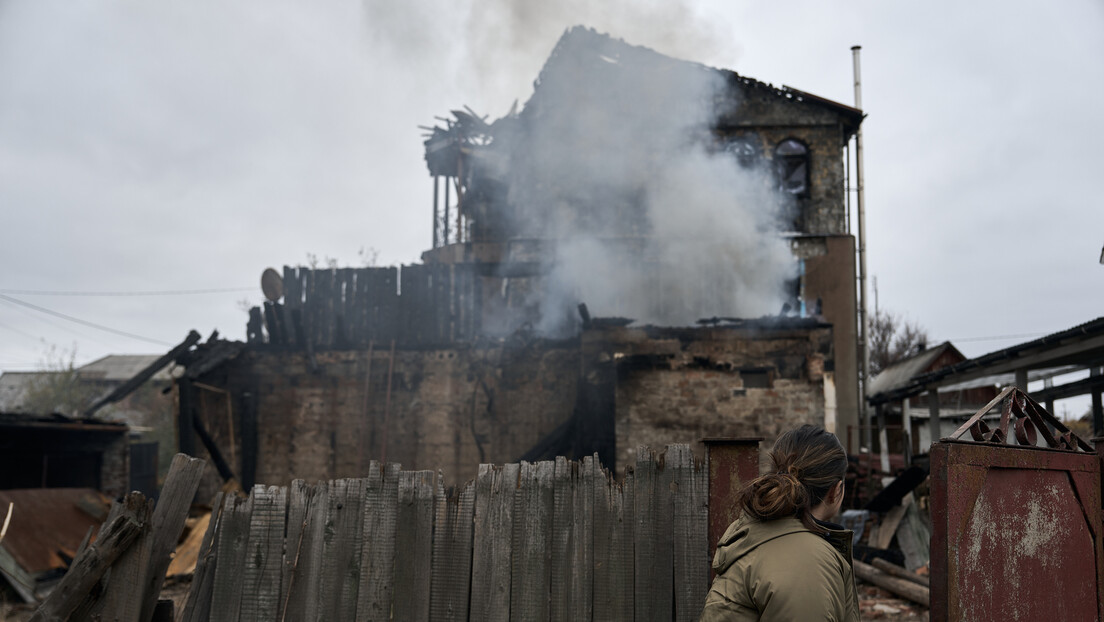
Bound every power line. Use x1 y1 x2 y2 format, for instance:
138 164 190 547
945 332 1051 343
0 287 254 297
0 293 172 346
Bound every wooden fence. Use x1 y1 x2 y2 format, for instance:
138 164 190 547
248 265 482 349
181 445 709 622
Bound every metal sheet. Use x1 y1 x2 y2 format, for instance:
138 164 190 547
931 441 1104 621
0 487 106 574
703 438 760 560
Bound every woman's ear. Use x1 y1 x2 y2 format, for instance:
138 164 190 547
831 480 845 503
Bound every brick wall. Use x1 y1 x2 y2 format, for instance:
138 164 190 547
184 322 833 488
603 324 834 472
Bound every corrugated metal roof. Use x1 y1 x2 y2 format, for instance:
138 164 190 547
77 355 172 382
0 372 50 412
0 488 107 575
866 342 959 397
870 316 1104 404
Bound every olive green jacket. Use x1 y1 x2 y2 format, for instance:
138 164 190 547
699 515 860 621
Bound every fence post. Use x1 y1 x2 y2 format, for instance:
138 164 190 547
702 438 761 560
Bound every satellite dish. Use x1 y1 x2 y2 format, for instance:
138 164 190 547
261 268 284 302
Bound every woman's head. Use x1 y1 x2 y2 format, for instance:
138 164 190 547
737 424 848 532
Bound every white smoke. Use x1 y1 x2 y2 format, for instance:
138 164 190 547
490 29 797 331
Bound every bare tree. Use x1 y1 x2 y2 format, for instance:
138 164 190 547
21 345 106 416
869 309 930 376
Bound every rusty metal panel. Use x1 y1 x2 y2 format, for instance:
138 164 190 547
931 441 1104 621
703 438 760 560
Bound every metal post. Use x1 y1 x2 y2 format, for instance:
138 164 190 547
928 388 941 451
432 175 439 249
704 438 762 567
1092 367 1103 436
1014 368 1028 391
443 176 451 245
902 397 912 462
852 45 872 452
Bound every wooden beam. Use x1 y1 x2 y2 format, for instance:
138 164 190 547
85 330 201 417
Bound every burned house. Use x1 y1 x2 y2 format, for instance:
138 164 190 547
420 27 863 442
187 27 863 489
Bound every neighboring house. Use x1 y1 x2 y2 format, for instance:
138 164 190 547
0 354 175 494
868 317 1104 454
0 354 171 426
865 342 999 456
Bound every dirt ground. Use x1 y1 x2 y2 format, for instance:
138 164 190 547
4 579 928 621
858 582 929 620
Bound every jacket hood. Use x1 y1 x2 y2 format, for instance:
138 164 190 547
711 515 853 575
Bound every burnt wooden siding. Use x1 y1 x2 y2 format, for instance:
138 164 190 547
248 264 481 349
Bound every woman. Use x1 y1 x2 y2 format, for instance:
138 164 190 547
700 425 859 621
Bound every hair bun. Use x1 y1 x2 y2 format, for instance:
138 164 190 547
741 472 808 522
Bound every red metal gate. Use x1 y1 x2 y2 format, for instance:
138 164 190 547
930 388 1104 621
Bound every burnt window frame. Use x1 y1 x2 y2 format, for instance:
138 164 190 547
774 137 811 198
721 131 764 169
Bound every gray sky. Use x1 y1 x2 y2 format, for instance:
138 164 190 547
1 1 1102 412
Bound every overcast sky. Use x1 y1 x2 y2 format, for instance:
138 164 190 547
1 1 1101 411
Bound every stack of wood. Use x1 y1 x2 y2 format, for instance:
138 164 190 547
29 454 205 622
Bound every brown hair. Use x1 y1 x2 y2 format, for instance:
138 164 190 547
737 425 848 533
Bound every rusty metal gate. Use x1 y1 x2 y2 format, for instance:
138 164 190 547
931 387 1104 621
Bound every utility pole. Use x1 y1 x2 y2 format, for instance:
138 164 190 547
852 45 872 451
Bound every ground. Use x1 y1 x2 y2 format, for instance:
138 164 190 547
1 579 928 620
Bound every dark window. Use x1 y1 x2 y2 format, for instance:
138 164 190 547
774 139 809 196
741 369 772 389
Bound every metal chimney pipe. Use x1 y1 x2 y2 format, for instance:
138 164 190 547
852 45 872 452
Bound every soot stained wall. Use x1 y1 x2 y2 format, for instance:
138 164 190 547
183 323 833 490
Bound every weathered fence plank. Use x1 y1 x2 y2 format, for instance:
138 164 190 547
594 470 634 622
318 479 353 615
209 494 254 622
550 457 574 622
170 446 709 622
284 481 328 621
568 457 596 622
393 470 436 622
238 485 287 622
635 446 675 622
471 463 519 622
356 462 400 622
279 481 310 621
429 480 475 622
670 445 709 622
510 461 554 621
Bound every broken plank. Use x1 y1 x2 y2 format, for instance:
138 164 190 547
94 493 155 622
139 454 206 622
179 492 226 622
30 509 144 622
